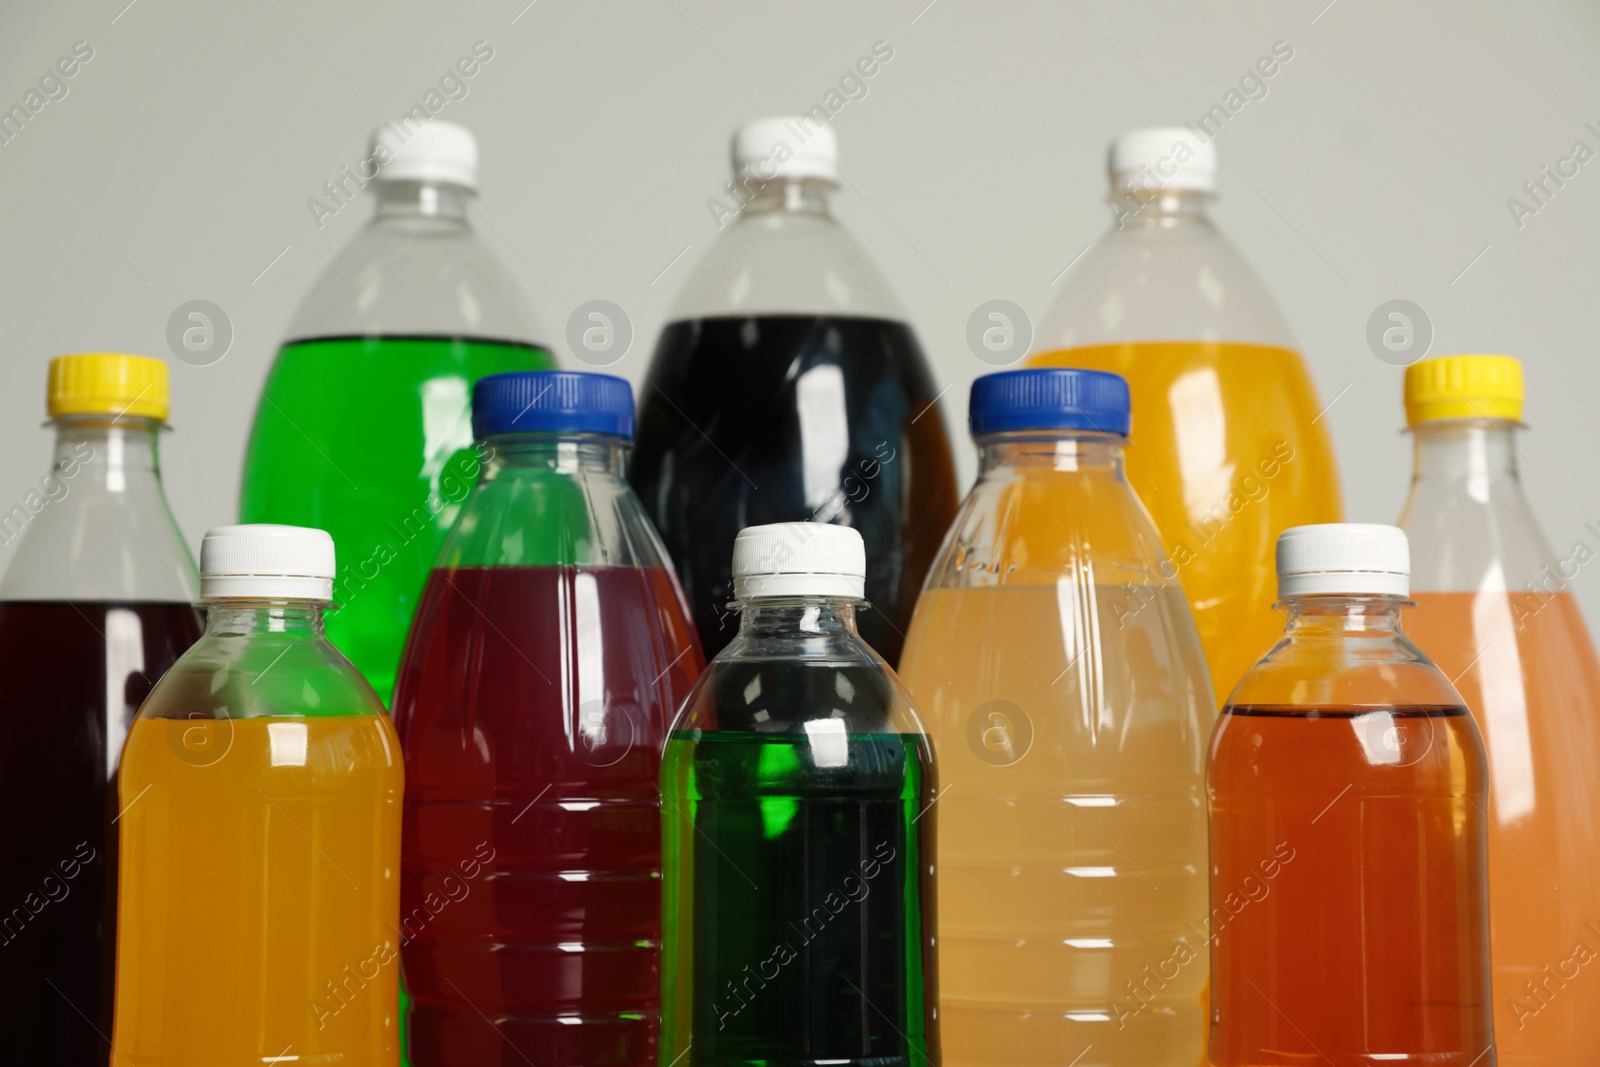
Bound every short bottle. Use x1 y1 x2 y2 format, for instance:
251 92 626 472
0 353 201 1066
1207 524 1494 1065
1028 127 1342 707
631 117 958 661
900 368 1213 1065
241 120 556 705
112 524 403 1063
392 371 703 1067
1397 355 1600 1063
659 522 939 1067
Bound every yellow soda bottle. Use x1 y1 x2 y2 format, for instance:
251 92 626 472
1027 127 1341 705
112 525 403 1065
901 369 1214 1066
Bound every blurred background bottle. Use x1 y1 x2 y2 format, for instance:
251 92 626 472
1398 354 1600 1065
113 525 402 1064
900 369 1212 1065
393 372 701 1067
659 523 938 1067
631 117 957 662
0 353 201 1066
240 120 555 706
1208 524 1493 1065
1028 127 1341 707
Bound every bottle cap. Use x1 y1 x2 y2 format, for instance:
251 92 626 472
1404 354 1523 425
732 522 866 600
1108 126 1217 195
1277 524 1409 598
200 524 336 601
969 368 1131 437
732 117 838 184
371 120 478 190
473 370 634 439
48 353 169 421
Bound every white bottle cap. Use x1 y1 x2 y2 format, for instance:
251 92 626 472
1276 524 1410 598
731 117 839 184
371 120 478 191
201 524 336 601
732 523 865 600
1108 126 1217 195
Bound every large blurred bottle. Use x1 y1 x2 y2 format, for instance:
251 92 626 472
393 372 702 1067
900 369 1213 1065
0 354 201 1066
241 120 555 705
1398 355 1600 1064
631 117 958 662
1028 127 1341 706
660 522 939 1067
1209 524 1494 1065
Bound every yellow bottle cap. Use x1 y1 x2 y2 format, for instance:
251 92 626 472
1403 354 1523 426
47 353 170 422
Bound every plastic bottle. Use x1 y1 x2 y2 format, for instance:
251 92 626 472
631 117 958 662
900 368 1213 1065
660 522 939 1067
1208 524 1494 1065
1028 127 1342 707
112 524 403 1063
392 371 702 1067
241 120 555 705
0 353 201 1066
1397 354 1600 1064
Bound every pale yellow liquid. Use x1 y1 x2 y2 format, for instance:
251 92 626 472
901 584 1211 1067
112 716 404 1065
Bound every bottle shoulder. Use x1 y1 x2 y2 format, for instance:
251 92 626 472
141 628 387 721
1223 627 1465 711
1398 478 1558 591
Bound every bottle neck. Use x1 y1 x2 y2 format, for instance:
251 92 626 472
737 597 861 641
1107 186 1215 230
203 600 327 637
976 430 1127 478
372 179 471 224
55 414 165 492
1280 594 1407 636
484 433 629 477
1410 418 1519 483
734 177 835 220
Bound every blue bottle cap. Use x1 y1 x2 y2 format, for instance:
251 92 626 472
472 370 635 439
968 367 1131 437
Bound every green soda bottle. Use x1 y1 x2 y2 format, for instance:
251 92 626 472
241 120 555 706
660 522 940 1067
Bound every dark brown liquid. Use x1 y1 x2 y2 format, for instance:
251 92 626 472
0 600 201 1064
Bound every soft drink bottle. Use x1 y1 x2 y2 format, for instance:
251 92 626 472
1397 354 1600 1063
112 524 403 1063
660 522 939 1067
1208 524 1494 1065
1028 127 1341 707
0 353 201 1065
900 368 1213 1065
393 371 703 1067
241 120 555 705
631 117 958 661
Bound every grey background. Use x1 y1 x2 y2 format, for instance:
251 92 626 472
3 0 1598 625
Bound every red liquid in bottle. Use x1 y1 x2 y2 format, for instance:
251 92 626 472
393 564 702 1067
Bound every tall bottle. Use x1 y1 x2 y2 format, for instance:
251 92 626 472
900 369 1213 1065
0 354 201 1066
1028 127 1341 707
1397 354 1600 1063
632 117 958 662
241 120 556 705
112 524 403 1063
660 522 938 1067
1208 524 1494 1065
393 371 702 1067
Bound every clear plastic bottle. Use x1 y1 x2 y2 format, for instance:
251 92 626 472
112 524 403 1064
1028 127 1342 707
659 522 939 1067
0 353 201 1066
1397 355 1600 1064
1208 524 1494 1065
392 371 702 1067
631 117 958 662
899 368 1213 1066
241 120 555 705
